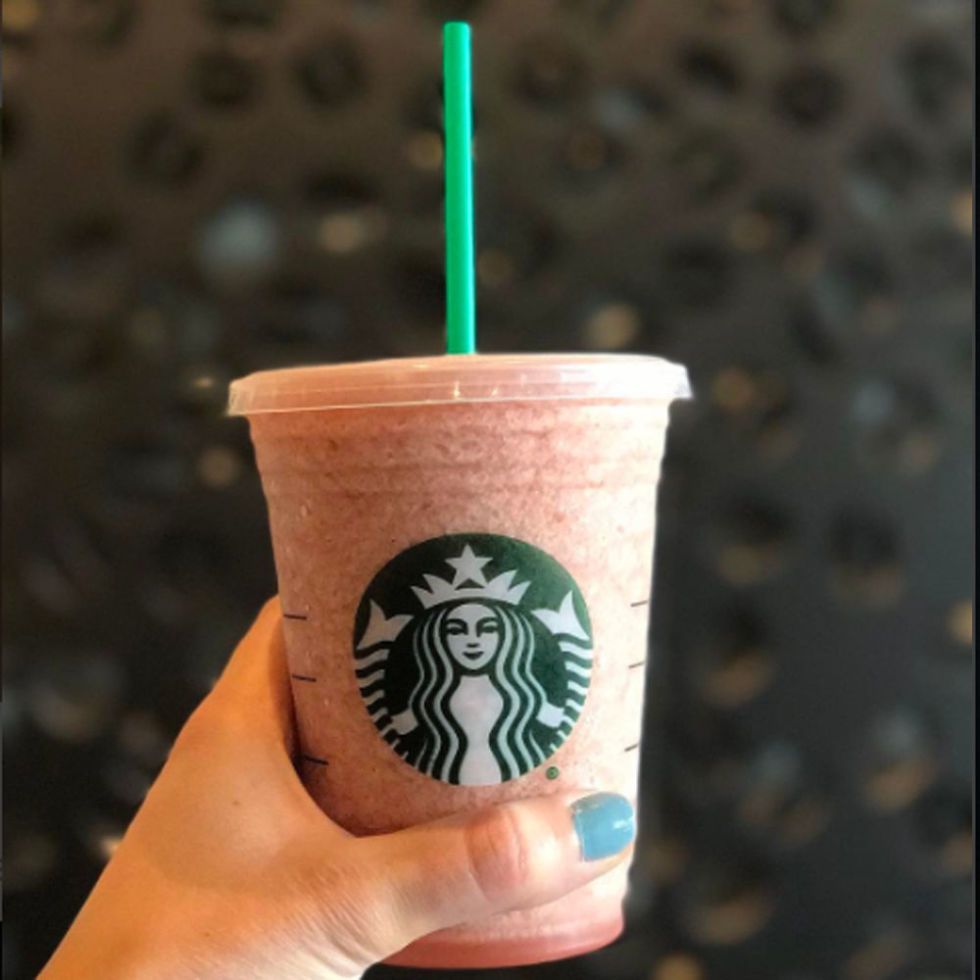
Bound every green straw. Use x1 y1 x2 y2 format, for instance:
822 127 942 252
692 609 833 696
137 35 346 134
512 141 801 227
443 22 476 354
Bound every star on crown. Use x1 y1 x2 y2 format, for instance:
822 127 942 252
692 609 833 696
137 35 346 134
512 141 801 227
411 544 531 609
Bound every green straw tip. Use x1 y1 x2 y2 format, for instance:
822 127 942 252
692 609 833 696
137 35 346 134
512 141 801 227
443 21 471 47
442 16 476 355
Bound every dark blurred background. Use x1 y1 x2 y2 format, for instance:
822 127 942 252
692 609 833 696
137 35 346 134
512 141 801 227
2 1 974 978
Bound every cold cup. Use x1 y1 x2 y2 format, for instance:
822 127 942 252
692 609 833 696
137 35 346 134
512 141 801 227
228 353 689 968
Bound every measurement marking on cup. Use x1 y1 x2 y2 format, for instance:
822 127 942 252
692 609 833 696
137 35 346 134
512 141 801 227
628 660 647 670
291 674 318 683
630 599 649 608
624 742 640 753
301 754 329 766
283 612 309 621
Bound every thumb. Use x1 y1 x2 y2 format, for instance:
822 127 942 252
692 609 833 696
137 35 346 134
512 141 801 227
350 790 635 961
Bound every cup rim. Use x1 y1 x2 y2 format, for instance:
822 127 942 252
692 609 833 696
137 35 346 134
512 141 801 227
227 352 691 415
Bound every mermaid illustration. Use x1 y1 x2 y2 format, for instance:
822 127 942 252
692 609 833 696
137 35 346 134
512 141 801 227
354 543 592 785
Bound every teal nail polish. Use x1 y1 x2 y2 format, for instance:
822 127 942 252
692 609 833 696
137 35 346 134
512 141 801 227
570 792 636 861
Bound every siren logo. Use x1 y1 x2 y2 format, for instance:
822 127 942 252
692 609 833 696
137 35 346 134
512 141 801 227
353 534 593 785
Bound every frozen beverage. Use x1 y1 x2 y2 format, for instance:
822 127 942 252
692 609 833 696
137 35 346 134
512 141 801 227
229 353 689 967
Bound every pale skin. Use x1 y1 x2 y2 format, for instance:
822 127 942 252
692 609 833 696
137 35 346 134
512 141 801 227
41 598 632 980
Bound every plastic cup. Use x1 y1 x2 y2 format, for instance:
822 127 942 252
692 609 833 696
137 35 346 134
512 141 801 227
228 353 689 968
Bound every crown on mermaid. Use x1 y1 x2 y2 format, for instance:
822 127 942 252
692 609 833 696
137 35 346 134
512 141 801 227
411 544 530 609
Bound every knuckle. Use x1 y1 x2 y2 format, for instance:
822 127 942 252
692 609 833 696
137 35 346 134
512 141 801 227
463 806 534 903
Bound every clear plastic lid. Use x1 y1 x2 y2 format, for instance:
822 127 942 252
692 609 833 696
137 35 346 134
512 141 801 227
227 353 691 415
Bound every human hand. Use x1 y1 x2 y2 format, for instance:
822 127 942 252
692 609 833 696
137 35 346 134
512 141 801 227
41 599 636 979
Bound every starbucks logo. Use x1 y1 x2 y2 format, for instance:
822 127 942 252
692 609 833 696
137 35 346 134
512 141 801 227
353 533 593 786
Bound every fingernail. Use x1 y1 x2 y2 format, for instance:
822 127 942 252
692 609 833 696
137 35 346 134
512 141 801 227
570 792 636 862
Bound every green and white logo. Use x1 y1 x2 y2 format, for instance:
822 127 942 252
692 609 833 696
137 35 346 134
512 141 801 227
353 533 593 786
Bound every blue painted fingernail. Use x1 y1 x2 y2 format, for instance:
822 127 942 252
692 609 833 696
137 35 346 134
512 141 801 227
570 792 636 862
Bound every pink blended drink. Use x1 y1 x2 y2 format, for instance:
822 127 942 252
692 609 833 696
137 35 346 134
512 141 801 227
229 353 688 968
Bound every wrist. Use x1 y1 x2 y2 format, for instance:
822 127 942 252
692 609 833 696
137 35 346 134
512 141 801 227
41 913 182 980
